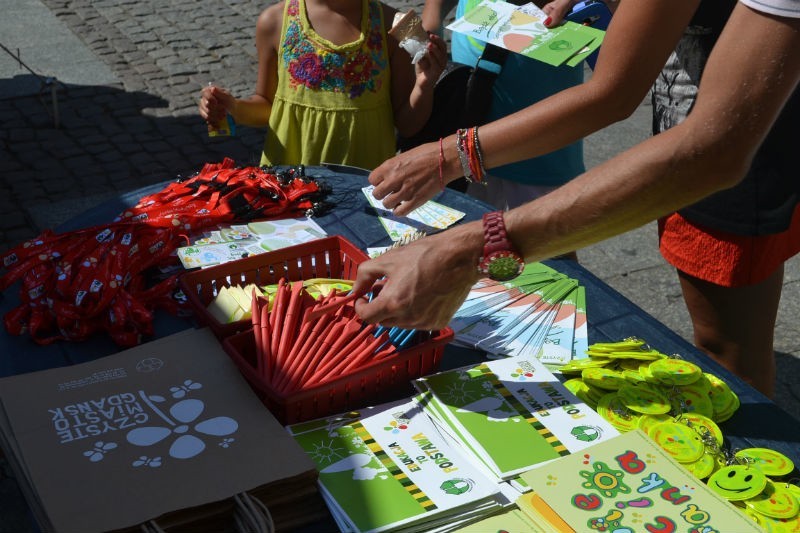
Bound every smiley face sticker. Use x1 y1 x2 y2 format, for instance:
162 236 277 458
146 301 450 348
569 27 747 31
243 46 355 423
708 465 768 501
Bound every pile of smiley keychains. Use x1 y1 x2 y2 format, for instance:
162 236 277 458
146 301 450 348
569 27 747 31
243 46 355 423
560 338 800 530
715 447 800 530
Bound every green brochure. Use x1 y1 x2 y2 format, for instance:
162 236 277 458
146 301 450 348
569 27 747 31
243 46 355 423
571 285 589 361
414 356 618 481
287 400 504 533
447 0 605 67
519 430 761 532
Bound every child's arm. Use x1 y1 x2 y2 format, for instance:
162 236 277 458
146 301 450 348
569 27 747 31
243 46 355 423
198 3 282 128
385 6 448 138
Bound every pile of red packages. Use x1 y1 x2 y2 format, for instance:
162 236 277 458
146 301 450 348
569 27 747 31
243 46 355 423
0 159 327 346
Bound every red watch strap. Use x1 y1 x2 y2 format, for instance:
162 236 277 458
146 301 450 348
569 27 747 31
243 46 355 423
482 211 513 256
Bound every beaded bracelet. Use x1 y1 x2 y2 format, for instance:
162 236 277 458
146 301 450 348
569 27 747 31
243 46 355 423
455 127 488 184
471 126 487 183
455 128 473 181
466 127 487 185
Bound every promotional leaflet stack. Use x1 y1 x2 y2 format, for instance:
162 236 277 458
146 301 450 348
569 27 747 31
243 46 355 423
449 262 588 366
412 355 618 486
0 328 323 532
287 399 506 533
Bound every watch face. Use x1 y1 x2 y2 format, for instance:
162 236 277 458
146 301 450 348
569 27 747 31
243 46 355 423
485 252 524 281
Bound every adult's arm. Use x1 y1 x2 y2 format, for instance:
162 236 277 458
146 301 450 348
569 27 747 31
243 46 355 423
354 3 800 329
369 0 700 216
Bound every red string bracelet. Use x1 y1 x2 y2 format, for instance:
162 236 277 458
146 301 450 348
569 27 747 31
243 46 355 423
438 137 445 191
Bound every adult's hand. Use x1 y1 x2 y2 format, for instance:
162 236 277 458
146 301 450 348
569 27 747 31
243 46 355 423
368 140 446 216
353 224 483 329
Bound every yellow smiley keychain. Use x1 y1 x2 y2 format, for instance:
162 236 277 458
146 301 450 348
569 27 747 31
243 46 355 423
617 382 671 415
649 421 705 463
708 464 768 501
745 479 800 520
735 448 795 477
649 358 703 386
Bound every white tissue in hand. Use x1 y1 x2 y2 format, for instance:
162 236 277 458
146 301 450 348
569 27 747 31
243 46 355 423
400 38 427 64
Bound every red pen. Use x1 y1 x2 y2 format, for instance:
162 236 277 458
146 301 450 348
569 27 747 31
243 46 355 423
297 315 362 388
277 280 304 369
278 291 337 386
276 310 335 392
335 330 390 376
259 295 272 383
282 290 317 353
281 319 345 394
269 279 288 362
309 323 376 385
303 291 360 322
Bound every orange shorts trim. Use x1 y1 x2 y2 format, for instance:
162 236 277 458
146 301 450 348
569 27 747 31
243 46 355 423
658 204 800 288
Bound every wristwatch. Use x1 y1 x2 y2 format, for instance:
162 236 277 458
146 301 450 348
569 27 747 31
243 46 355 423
478 211 525 281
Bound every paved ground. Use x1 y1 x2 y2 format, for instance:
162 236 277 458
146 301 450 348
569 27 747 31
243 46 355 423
1 1 799 530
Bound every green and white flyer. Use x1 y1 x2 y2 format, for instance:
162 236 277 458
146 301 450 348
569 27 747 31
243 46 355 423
414 356 618 481
287 400 503 532
447 0 604 67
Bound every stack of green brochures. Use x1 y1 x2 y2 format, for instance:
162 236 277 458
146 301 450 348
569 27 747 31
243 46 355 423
287 400 506 532
413 355 618 483
449 262 588 366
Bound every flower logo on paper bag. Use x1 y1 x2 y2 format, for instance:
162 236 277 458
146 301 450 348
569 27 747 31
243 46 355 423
126 398 238 460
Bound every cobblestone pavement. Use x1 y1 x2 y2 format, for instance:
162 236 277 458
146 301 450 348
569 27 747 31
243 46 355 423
2 0 433 253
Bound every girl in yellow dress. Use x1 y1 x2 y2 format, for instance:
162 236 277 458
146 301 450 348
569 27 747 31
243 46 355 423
199 0 446 170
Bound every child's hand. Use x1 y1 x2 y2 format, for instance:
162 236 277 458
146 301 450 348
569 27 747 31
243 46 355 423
199 85 235 125
414 34 447 88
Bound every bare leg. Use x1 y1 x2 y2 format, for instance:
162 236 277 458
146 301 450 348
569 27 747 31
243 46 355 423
677 265 783 397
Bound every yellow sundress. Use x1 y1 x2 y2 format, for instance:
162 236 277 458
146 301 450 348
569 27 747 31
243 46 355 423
262 0 397 169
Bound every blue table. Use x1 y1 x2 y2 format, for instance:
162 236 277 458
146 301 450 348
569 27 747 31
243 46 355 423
1 164 798 530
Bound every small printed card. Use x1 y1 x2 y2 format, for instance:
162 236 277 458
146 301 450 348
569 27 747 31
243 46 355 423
177 217 327 269
447 0 605 67
362 186 465 241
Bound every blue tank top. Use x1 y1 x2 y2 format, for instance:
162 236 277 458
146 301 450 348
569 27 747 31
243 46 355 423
450 0 585 186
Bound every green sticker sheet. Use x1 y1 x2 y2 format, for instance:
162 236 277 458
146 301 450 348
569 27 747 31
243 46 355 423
519 429 761 532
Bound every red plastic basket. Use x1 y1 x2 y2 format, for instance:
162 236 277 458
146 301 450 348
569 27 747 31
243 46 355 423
222 326 452 424
179 236 368 339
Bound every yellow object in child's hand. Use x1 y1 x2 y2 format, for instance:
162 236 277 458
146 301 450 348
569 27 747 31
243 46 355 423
208 114 236 137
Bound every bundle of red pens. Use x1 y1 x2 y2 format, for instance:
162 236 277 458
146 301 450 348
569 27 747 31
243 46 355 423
250 279 417 395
